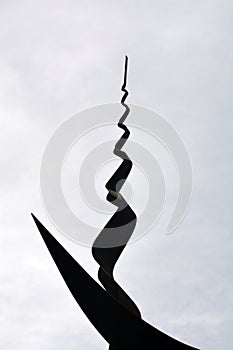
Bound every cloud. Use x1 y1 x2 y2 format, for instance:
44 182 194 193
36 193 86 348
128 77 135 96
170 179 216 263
0 0 233 349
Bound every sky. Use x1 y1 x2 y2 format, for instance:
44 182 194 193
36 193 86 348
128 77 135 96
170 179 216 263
0 1 233 349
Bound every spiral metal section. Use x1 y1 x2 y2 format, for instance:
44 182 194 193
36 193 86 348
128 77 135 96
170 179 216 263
91 57 141 324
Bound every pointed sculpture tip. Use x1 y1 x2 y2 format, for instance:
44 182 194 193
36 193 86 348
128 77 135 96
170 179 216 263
31 212 40 226
123 56 128 86
31 212 38 224
125 55 128 67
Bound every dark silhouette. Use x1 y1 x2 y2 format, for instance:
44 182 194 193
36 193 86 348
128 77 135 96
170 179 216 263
92 55 141 319
31 56 200 349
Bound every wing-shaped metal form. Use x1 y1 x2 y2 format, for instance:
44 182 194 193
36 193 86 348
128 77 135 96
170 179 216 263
31 214 199 350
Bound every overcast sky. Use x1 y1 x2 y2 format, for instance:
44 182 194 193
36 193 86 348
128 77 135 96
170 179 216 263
0 1 233 349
